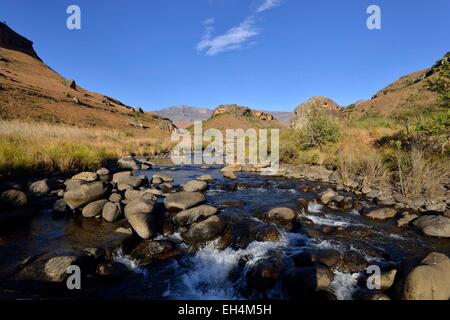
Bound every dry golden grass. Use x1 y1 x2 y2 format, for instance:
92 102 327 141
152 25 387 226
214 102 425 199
0 120 172 175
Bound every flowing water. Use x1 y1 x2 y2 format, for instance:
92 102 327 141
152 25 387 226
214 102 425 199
1 163 449 300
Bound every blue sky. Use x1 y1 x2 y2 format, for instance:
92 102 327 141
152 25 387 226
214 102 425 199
1 0 449 111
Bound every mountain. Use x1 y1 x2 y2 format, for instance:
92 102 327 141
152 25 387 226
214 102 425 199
154 106 213 128
155 105 291 127
0 22 175 133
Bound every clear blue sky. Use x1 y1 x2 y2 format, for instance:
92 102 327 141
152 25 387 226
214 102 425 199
1 0 449 111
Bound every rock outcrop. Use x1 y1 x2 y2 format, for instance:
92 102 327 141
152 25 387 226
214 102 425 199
291 96 340 129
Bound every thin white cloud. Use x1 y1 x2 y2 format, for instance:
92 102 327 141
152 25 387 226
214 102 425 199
255 0 283 13
197 17 259 56
197 0 285 56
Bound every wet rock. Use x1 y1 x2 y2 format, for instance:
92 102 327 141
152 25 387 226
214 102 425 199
97 262 129 281
260 207 299 226
162 219 175 236
181 215 226 245
64 181 110 209
129 240 180 266
397 252 450 300
397 212 419 227
164 192 205 211
72 172 98 182
334 251 369 273
413 215 450 238
29 179 50 194
297 198 309 213
365 208 397 220
102 202 123 222
248 251 284 291
338 197 354 210
173 205 218 227
335 226 374 239
197 175 213 182
320 189 338 205
117 156 141 170
224 171 238 180
115 227 133 235
293 249 342 269
0 189 28 208
53 198 70 215
112 172 147 188
253 224 281 242
380 269 397 291
152 172 174 182
183 180 208 193
82 199 108 218
282 264 334 293
215 200 245 209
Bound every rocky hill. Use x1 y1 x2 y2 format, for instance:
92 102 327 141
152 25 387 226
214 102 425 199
291 96 340 129
197 104 284 131
0 22 175 133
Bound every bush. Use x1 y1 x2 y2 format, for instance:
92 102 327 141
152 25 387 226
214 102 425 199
294 108 341 150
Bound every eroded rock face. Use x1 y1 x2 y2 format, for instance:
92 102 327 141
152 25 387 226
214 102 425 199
0 22 41 60
291 96 340 129
413 215 450 238
398 252 450 300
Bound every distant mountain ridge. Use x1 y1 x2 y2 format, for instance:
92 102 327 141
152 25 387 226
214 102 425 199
155 105 292 127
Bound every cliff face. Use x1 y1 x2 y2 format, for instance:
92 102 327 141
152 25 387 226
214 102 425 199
0 22 41 61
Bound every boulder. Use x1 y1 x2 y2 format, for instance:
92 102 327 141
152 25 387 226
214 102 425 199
224 171 238 180
64 179 87 191
320 189 338 205
197 175 213 182
81 199 108 218
117 156 141 170
29 179 50 194
71 172 98 182
0 189 28 208
129 240 180 266
260 207 298 226
124 189 156 202
248 251 284 291
398 252 450 300
53 199 70 215
124 195 155 218
152 172 174 182
397 212 419 227
173 205 218 227
102 202 123 222
365 208 397 220
413 215 450 238
44 255 80 282
128 213 155 240
96 168 110 176
112 172 147 188
64 181 110 209
164 192 205 211
109 193 122 203
183 180 208 193
181 216 226 245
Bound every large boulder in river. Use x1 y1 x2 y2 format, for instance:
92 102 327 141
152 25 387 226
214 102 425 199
183 180 208 193
102 202 123 222
320 188 338 205
164 192 205 211
413 215 450 238
129 240 180 266
124 195 156 239
181 215 226 245
152 172 174 182
291 96 340 130
173 205 218 227
117 156 141 170
29 179 51 194
282 264 335 293
248 251 284 292
124 195 155 218
64 181 110 209
397 252 450 300
82 199 108 218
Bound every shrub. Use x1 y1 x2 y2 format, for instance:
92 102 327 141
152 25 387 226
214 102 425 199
294 108 341 150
